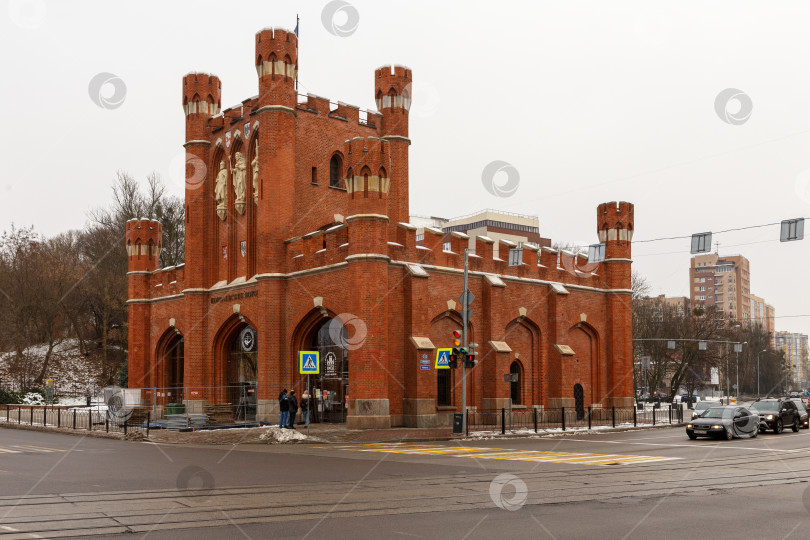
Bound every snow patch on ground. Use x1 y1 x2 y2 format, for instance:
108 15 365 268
21 392 46 405
259 426 308 443
466 423 668 439
0 339 103 396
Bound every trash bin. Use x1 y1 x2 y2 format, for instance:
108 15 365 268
166 403 186 415
453 413 463 434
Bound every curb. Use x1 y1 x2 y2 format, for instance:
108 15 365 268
0 420 686 445
0 421 130 441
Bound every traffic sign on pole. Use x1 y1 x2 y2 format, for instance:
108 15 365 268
641 356 651 371
436 348 452 369
459 290 475 308
299 351 319 374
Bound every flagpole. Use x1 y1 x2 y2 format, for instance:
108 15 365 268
295 14 299 94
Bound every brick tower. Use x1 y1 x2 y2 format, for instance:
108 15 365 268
374 65 411 235
344 137 393 428
125 219 162 388
597 201 634 407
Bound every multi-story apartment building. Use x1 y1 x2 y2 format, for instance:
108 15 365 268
775 332 809 388
658 295 691 317
689 253 775 346
690 253 752 321
750 294 776 344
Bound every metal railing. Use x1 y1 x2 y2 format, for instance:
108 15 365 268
0 404 150 436
465 404 685 436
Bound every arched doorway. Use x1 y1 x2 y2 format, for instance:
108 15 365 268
297 314 349 423
226 325 258 421
510 361 522 405
213 317 259 422
155 331 184 407
574 383 585 420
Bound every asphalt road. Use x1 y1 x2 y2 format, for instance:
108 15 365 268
1 426 810 538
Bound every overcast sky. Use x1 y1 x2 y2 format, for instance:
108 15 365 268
1 0 809 338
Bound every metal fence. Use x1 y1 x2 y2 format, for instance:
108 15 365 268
466 404 685 436
0 404 150 436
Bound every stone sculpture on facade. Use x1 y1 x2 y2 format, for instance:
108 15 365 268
232 151 247 216
251 146 259 205
214 160 228 221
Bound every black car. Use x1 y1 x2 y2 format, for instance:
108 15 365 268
789 398 809 429
691 400 722 420
749 398 801 434
686 406 758 440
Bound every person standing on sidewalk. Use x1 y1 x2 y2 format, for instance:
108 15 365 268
278 389 288 428
300 391 310 426
287 390 298 428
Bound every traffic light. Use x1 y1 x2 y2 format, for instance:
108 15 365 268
464 354 477 369
450 330 462 368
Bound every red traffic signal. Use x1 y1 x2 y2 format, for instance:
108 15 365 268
452 329 461 347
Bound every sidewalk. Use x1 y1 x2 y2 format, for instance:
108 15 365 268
0 416 683 445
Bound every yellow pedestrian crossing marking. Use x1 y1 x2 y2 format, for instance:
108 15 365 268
317 443 679 467
0 445 68 455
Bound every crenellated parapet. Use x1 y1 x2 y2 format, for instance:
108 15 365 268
287 224 349 272
182 72 221 143
596 201 634 289
374 65 411 138
182 72 221 117
255 27 298 108
344 137 392 196
374 65 412 111
125 219 162 273
283 201 633 290
597 201 634 247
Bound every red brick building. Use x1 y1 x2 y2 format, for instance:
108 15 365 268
126 27 636 428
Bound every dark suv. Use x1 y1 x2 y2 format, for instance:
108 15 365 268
789 398 809 429
749 398 801 434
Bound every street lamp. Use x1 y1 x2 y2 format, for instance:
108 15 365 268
735 342 746 400
757 349 768 398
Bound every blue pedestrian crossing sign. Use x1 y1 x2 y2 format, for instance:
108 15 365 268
435 348 452 369
299 351 319 374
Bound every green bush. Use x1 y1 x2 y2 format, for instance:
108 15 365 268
0 389 23 405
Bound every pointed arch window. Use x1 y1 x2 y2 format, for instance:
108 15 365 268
330 154 342 188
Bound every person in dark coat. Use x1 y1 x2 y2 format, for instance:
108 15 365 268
299 392 310 426
278 389 288 428
287 390 298 429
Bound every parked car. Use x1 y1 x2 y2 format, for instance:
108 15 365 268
789 391 803 398
749 398 801 434
691 400 722 419
789 398 809 429
686 406 758 440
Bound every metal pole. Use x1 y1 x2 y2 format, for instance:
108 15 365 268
307 375 310 436
725 342 729 405
736 350 739 402
461 248 469 434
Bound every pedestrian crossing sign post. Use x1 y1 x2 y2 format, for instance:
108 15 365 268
299 351 319 374
435 348 452 369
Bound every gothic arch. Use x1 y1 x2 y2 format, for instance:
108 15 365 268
330 152 344 188
509 360 523 405
568 321 601 405
504 316 541 406
212 313 259 391
428 311 476 408
154 327 184 397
